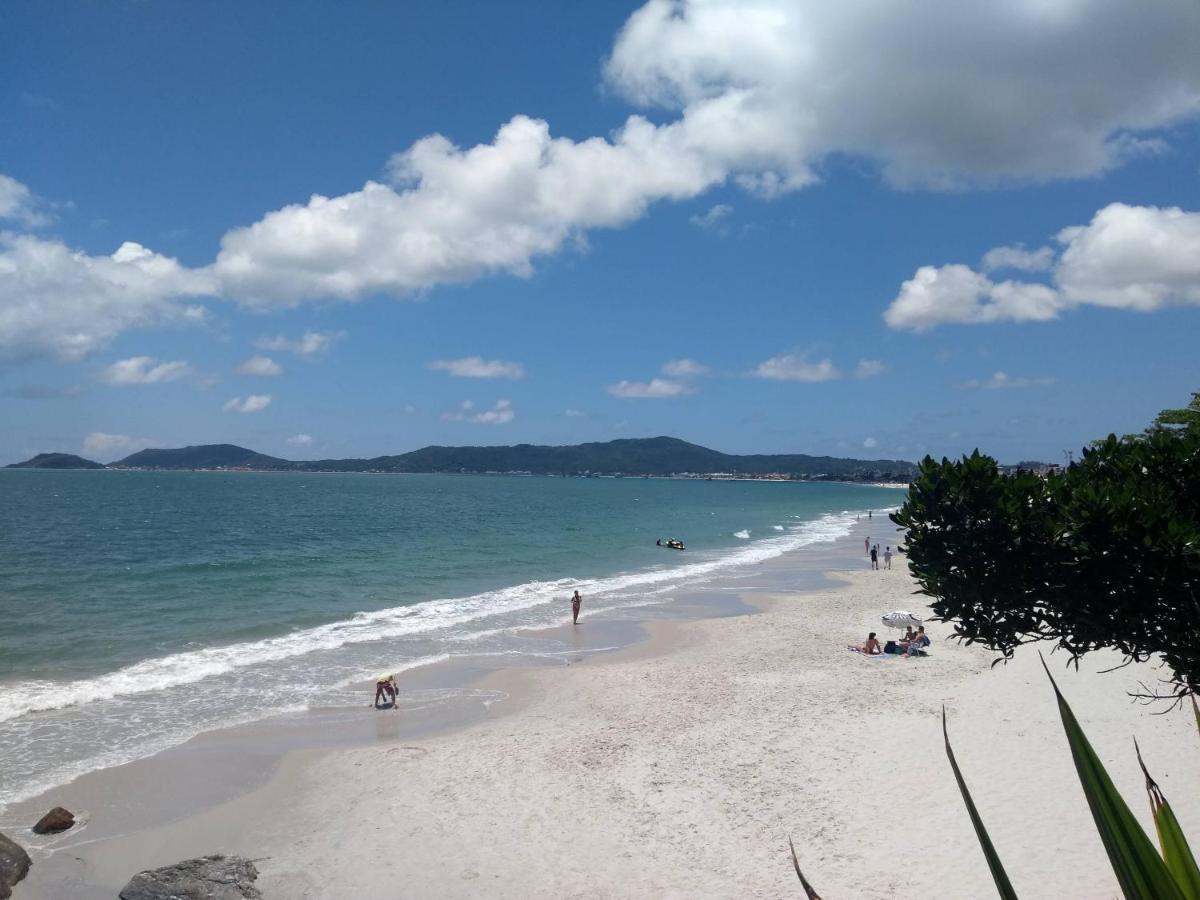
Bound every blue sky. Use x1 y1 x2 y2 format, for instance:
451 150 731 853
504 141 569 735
2 0 1199 465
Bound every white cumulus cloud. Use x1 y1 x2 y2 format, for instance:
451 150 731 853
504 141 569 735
661 358 709 377
100 356 193 385
0 234 212 363
286 433 314 446
607 378 690 398
5 3 1200 360
753 353 839 382
689 203 732 231
981 244 1055 273
223 394 272 414
237 355 283 377
429 356 525 379
254 330 344 358
853 359 886 378
885 203 1200 330
442 398 515 424
863 437 879 449
0 174 52 228
960 371 1056 390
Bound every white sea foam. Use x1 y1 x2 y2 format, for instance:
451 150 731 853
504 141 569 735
0 509 860 809
734 529 751 539
0 512 853 727
772 525 784 531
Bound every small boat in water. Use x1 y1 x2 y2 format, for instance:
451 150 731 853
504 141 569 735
656 538 686 550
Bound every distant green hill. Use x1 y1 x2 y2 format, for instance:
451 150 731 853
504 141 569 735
100 436 914 480
113 444 290 470
6 452 104 469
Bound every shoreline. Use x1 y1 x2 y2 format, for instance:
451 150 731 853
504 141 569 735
12 520 1199 898
6 525 868 895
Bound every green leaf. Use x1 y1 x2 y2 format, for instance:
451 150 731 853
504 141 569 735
787 836 823 900
942 706 1020 899
1041 655 1187 899
1136 741 1200 899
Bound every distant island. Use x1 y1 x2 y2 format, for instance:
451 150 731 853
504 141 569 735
6 437 918 482
6 452 106 470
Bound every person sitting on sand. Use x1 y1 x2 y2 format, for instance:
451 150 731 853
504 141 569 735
374 674 398 709
903 625 916 644
570 589 582 625
861 632 882 655
904 626 930 657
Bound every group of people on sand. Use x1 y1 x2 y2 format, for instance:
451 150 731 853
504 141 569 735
864 537 892 570
858 625 930 658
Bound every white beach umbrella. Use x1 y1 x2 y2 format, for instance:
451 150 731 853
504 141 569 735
881 610 923 631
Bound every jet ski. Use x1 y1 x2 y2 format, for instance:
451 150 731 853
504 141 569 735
657 539 686 550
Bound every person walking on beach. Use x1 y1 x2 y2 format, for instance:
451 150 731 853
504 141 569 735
870 545 879 570
570 590 582 625
884 546 893 569
864 536 870 554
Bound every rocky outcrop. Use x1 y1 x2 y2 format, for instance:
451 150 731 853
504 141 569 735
119 855 261 900
32 806 75 834
0 832 32 900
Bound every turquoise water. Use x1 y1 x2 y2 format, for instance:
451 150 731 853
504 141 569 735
0 470 897 807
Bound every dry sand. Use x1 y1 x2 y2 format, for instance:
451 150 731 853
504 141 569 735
17 549 1200 899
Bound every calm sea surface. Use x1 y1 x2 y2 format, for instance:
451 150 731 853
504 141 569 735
0 470 898 808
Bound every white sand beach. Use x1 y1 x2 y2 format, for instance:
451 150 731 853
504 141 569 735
14 532 1200 899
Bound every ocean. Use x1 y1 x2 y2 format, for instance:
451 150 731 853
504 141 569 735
0 470 900 810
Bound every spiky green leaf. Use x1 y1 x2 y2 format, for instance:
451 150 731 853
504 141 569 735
942 706 1020 899
1041 656 1187 900
1136 742 1200 899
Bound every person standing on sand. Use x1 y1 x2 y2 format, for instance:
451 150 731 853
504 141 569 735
570 590 582 625
870 545 879 570
864 536 870 554
884 546 893 569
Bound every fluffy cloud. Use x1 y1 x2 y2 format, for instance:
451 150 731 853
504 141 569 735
442 399 515 424
689 203 732 231
210 115 723 307
430 356 525 379
6 3 1200 358
661 358 709 377
82 432 157 460
100 356 193 385
0 175 52 228
607 0 1200 188
753 353 839 382
223 394 272 413
863 437 879 449
607 378 690 398
853 359 885 378
254 330 344 358
237 355 283 377
981 245 1054 273
0 234 212 363
885 203 1200 330
960 371 1056 390
286 433 314 446
564 408 586 417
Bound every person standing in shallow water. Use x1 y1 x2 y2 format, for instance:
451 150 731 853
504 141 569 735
570 590 582 625
870 545 879 570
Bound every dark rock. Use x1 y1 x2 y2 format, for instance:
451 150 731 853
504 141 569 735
119 855 261 900
32 806 75 834
0 832 32 900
